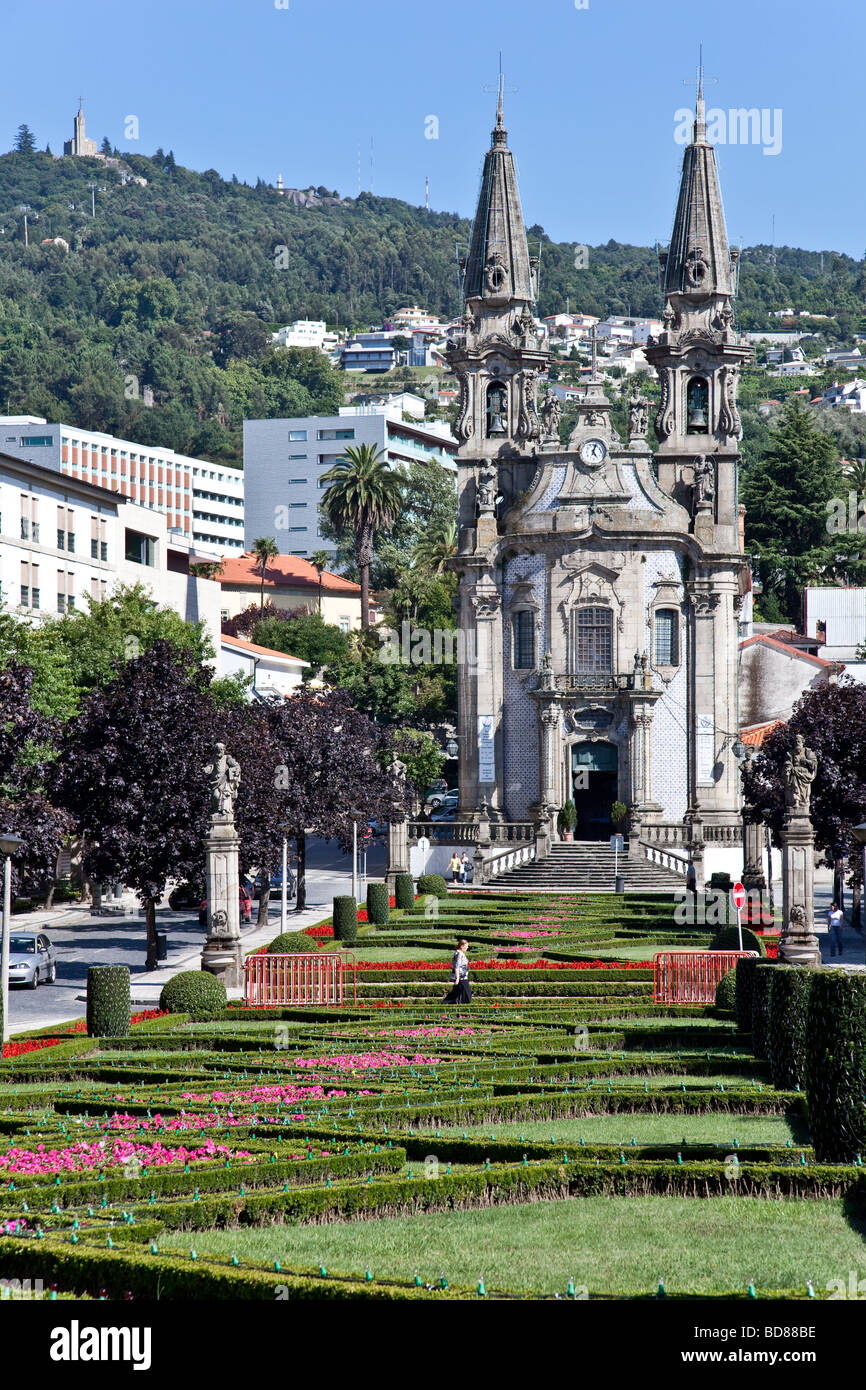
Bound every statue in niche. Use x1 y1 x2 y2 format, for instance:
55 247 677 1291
784 735 818 814
628 390 649 438
693 455 715 510
540 391 562 441
476 462 497 514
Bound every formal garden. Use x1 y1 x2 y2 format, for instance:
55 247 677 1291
1 884 864 1301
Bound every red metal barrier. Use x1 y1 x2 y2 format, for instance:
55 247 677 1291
244 953 354 1007
653 950 758 1005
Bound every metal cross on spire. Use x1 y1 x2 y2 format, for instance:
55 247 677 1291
483 53 517 129
683 45 717 136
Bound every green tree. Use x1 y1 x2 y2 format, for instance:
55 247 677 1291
254 611 350 674
13 124 36 154
320 445 403 629
411 519 456 573
251 537 279 617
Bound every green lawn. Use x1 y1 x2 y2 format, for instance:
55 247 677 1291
421 1113 808 1145
161 1195 866 1295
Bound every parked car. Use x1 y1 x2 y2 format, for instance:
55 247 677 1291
199 884 253 927
7 932 56 988
431 790 459 816
426 784 455 811
423 778 448 803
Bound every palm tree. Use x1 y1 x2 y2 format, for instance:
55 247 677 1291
844 458 866 494
319 445 403 629
309 549 332 615
251 536 279 617
412 520 457 574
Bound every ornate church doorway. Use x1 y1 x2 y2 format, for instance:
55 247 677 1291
571 741 618 840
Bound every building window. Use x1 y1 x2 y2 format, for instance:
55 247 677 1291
288 430 307 441
339 617 350 634
654 608 678 666
20 585 29 607
20 517 29 541
100 541 108 562
67 532 75 553
686 376 709 433
125 529 155 567
317 428 355 440
575 607 613 674
31 588 40 610
91 538 98 560
57 530 66 550
511 611 536 669
21 435 53 447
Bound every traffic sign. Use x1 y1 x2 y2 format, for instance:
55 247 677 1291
732 881 747 911
610 834 624 852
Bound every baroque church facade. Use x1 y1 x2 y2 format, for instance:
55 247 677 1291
449 87 750 865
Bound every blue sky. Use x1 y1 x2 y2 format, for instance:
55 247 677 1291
4 0 864 256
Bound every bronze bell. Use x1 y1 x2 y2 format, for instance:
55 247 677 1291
687 404 708 430
488 411 508 436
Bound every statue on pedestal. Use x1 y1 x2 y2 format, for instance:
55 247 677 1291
784 735 818 814
205 743 240 822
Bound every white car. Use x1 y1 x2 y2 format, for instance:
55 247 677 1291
7 932 57 988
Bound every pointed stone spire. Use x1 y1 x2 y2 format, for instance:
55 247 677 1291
463 91 534 305
662 76 733 301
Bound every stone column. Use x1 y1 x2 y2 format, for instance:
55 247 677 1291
386 819 410 891
742 819 766 892
779 738 821 967
201 820 243 988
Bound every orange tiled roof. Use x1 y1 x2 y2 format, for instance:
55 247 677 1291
217 552 361 595
739 634 835 668
220 633 309 666
741 720 784 747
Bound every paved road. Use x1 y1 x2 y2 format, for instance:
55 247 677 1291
5 836 387 1036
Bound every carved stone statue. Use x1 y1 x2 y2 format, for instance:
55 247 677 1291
784 735 818 814
539 648 555 690
540 391 562 441
476 462 497 515
694 456 715 510
205 742 241 822
627 390 649 438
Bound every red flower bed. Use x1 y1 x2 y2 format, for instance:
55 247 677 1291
2 1009 166 1058
305 924 334 940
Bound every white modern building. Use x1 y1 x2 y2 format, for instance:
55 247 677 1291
0 452 222 656
0 417 245 556
243 405 457 558
220 633 309 697
272 320 341 356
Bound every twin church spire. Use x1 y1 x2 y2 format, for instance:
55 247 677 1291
662 73 737 306
462 90 535 307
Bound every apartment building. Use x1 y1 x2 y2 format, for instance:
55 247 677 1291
0 417 245 556
243 405 456 559
0 452 222 654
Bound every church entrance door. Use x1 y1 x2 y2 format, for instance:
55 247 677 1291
571 741 618 841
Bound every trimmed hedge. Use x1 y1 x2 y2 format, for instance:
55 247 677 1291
333 896 358 944
805 969 866 1162
159 970 227 1021
366 883 390 926
735 957 760 1034
714 969 737 1014
394 873 414 911
768 966 813 1092
266 933 320 954
709 924 765 956
751 962 777 1060
86 966 130 1038
416 873 448 899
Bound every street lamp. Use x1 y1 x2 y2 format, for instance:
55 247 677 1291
445 737 458 760
349 809 364 902
851 823 866 964
0 833 25 1044
277 823 293 933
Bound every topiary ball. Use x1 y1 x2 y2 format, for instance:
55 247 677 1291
159 970 227 1021
416 873 448 899
266 933 321 953
709 924 765 956
714 968 737 1014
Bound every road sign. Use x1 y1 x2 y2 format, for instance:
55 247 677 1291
416 836 430 855
610 835 624 852
732 882 747 911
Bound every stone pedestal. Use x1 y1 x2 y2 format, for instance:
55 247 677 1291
386 819 410 890
779 809 821 967
200 819 243 988
742 819 766 892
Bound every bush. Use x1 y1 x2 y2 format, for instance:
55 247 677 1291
751 961 777 1060
333 896 357 944
709 924 765 956
735 957 760 1034
266 933 320 953
394 873 414 911
805 969 866 1161
86 966 130 1038
416 873 448 899
366 883 390 926
714 969 737 1013
768 966 814 1091
159 971 227 1021
708 872 733 892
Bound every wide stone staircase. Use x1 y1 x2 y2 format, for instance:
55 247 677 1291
488 841 687 894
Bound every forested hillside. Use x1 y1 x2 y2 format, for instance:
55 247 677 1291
0 144 863 464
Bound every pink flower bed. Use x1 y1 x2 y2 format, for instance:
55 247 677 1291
87 1112 304 1133
180 1083 355 1106
0 1136 249 1177
293 1050 441 1073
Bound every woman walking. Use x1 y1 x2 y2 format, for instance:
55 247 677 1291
444 938 472 1004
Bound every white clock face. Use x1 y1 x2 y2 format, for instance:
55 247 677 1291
579 438 607 466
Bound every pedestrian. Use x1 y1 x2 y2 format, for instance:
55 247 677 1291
828 900 844 957
448 851 461 883
459 851 471 884
444 938 472 1004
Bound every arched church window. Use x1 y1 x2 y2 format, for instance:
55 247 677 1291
511 610 535 669
486 382 508 437
575 606 612 674
654 608 679 666
686 377 709 433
